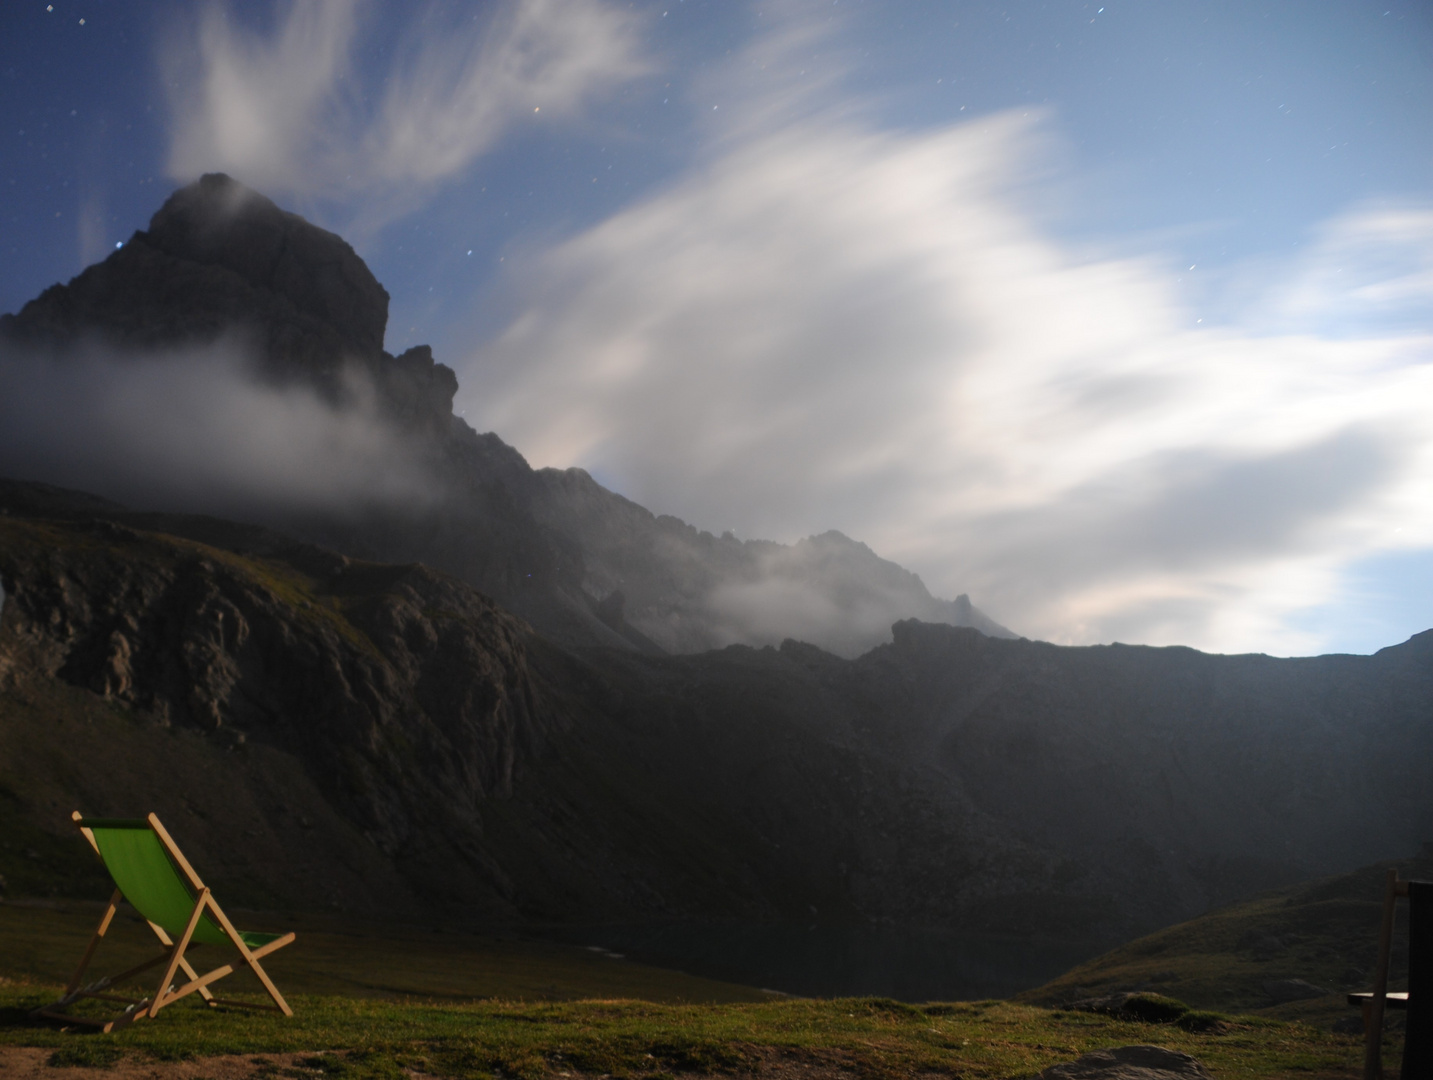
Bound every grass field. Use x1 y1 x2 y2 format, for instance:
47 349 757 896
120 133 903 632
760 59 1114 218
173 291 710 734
0 899 1386 1079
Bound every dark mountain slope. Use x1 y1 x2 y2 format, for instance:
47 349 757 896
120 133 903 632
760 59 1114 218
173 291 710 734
0 505 554 917
2 486 1429 946
0 490 1069 930
837 622 1433 928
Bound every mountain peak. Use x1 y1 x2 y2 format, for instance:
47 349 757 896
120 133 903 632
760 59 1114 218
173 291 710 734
143 173 390 359
0 174 462 435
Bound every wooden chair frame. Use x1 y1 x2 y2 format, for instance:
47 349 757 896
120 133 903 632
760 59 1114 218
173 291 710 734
30 812 295 1033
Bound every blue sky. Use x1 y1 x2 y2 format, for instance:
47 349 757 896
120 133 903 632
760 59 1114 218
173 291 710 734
2 0 1431 655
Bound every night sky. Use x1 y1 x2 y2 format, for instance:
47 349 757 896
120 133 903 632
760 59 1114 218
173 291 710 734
2 0 1431 656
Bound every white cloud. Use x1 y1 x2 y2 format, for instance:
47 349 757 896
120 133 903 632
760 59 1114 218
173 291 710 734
460 108 1433 655
163 0 646 229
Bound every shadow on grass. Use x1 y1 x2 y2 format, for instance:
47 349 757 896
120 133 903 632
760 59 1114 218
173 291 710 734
0 999 50 1031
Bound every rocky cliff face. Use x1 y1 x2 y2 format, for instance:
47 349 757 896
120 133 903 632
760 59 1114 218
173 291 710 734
0 174 1009 658
0 487 557 915
525 465 1013 656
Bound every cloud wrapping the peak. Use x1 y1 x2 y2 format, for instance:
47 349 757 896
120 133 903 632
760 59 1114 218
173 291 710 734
0 340 445 517
163 0 646 227
462 106 1433 655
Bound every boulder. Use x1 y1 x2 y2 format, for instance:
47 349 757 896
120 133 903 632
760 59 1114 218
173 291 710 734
1034 1045 1212 1080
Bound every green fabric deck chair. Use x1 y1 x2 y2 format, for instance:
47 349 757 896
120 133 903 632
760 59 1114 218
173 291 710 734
31 812 295 1031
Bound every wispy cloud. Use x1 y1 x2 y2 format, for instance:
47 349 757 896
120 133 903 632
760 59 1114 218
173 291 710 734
461 95 1433 655
163 0 647 230
1263 205 1433 337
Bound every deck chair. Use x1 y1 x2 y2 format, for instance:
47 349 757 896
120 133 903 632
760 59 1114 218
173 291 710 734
1347 870 1429 1080
31 812 295 1032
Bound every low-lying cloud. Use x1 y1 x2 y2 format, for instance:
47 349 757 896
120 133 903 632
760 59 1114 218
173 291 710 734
0 339 444 518
163 0 646 229
462 104 1433 655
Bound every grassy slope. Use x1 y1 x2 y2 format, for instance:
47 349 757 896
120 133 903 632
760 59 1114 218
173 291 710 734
1018 847 1433 1035
0 985 1371 1079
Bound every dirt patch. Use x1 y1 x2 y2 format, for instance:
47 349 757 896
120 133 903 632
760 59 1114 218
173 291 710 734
0 1047 377 1080
0 1044 956 1080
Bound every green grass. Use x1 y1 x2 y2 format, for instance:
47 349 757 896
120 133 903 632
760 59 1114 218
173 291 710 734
0 900 1381 1079
0 984 1378 1079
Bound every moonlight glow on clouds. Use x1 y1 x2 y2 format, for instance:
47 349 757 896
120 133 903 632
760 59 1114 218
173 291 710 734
162 0 646 233
465 102 1433 656
2 0 1430 656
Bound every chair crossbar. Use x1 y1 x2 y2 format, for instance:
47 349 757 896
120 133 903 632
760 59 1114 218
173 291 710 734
32 1005 148 1029
207 997 286 1011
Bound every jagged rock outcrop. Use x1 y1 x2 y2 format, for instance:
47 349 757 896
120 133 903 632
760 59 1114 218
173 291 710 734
526 461 1013 654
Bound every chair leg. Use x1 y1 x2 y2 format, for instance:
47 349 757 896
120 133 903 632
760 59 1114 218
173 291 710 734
242 953 293 1017
63 890 121 996
30 890 125 1019
145 923 295 1015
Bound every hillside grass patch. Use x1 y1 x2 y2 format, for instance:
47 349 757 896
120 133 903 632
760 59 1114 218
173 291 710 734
0 981 1377 1079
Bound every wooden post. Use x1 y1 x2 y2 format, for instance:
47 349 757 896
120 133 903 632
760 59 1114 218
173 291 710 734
1364 869 1398 1080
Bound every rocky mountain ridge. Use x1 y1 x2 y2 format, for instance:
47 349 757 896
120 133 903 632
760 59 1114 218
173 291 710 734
0 485 1063 928
0 173 1011 658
